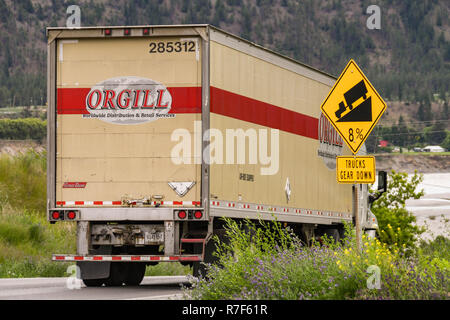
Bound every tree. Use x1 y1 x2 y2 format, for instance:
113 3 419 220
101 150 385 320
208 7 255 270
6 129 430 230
371 170 426 252
441 131 450 151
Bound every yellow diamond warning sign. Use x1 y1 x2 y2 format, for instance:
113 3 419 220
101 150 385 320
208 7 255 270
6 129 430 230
320 59 387 154
336 156 376 184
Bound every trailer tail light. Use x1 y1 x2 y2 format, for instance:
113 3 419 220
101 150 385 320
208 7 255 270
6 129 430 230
52 211 61 220
67 211 76 220
124 28 131 36
177 210 187 219
143 28 150 35
194 210 203 219
104 28 112 36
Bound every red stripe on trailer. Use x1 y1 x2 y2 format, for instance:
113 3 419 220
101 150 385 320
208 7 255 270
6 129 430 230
57 87 202 115
169 256 179 261
210 87 319 140
57 87 319 141
54 256 65 260
150 257 160 261
112 201 122 205
112 256 121 261
173 201 183 205
193 201 201 206
74 256 83 261
131 256 141 261
93 201 103 205
93 256 102 261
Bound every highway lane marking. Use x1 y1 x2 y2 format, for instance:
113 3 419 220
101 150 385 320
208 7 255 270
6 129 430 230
126 293 184 300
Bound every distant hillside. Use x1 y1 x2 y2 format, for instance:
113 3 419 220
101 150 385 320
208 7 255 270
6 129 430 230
0 0 449 129
375 154 450 173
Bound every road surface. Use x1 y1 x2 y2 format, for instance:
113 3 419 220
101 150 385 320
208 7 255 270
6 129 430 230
0 276 189 300
405 173 450 241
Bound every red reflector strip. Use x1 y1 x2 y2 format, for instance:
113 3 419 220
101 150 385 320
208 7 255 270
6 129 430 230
180 256 201 261
52 255 202 262
55 200 199 206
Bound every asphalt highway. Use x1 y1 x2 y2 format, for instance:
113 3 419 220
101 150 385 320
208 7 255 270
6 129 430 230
0 276 189 300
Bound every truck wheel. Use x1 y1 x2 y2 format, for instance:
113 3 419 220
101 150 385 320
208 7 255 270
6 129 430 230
104 263 126 286
82 278 105 287
124 263 146 286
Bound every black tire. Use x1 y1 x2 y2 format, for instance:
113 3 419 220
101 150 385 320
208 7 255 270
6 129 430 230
82 278 105 287
104 263 126 286
124 263 146 286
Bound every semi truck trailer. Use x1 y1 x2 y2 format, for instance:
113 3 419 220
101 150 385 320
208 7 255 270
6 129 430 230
47 24 382 286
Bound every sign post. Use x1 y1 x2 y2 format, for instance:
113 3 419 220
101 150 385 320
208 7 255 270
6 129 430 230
320 59 387 252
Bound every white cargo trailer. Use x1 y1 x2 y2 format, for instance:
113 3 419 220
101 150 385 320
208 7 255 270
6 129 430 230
47 25 382 286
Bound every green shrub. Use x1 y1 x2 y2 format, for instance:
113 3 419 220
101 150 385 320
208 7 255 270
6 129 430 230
184 218 449 300
371 170 425 252
0 118 46 141
374 207 425 253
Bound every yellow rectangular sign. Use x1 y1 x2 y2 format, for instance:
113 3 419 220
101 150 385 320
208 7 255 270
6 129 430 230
336 156 376 184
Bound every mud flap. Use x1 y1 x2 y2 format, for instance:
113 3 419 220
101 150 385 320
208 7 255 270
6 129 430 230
77 261 111 280
77 245 112 280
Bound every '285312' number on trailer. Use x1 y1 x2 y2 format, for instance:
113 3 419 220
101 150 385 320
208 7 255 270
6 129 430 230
149 41 196 53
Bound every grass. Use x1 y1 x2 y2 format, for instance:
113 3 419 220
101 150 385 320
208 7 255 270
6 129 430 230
0 206 77 278
0 151 191 278
184 218 449 300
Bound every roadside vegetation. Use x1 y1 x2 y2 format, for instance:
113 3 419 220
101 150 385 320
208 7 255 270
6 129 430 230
184 171 449 300
184 218 449 300
0 151 190 278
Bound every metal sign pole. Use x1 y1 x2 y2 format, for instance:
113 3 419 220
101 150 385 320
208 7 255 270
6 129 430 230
353 183 361 252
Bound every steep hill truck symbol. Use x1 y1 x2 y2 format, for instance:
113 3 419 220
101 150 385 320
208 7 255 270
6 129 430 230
334 80 372 122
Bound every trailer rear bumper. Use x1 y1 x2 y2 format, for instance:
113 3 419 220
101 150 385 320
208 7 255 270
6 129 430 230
52 254 202 262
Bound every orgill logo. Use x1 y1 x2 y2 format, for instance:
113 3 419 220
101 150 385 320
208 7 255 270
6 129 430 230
84 76 173 125
318 113 343 170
